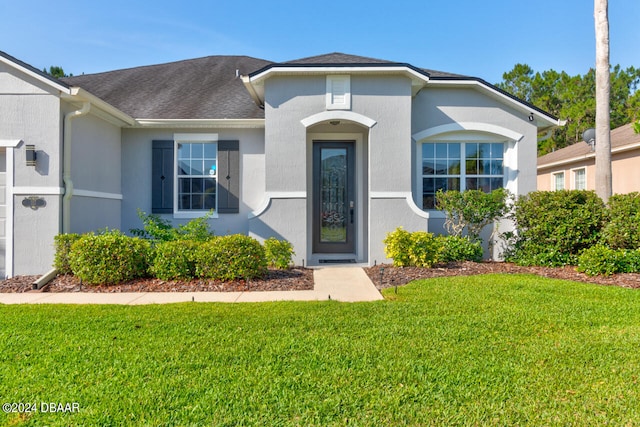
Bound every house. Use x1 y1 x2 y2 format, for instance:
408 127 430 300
537 123 640 193
0 51 562 277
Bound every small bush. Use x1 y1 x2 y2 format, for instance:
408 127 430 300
264 237 295 269
383 227 414 267
438 236 483 262
602 192 640 249
69 230 150 284
577 245 621 276
383 227 439 267
507 190 607 266
194 235 267 280
53 233 82 274
149 240 201 280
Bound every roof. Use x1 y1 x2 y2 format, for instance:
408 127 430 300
0 50 70 92
62 56 272 120
538 123 640 168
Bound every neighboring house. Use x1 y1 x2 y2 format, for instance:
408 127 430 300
537 123 640 193
0 51 562 277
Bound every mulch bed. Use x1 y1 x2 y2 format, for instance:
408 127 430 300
364 261 640 290
0 268 314 293
1 262 639 294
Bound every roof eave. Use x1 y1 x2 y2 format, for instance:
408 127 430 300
63 87 135 127
0 50 71 95
133 118 266 129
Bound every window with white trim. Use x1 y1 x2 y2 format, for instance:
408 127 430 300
552 172 565 191
326 75 351 110
572 168 586 190
421 142 504 209
176 141 217 211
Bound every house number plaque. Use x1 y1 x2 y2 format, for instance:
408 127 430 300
22 196 46 210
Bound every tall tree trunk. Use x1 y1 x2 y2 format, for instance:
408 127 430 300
595 0 612 200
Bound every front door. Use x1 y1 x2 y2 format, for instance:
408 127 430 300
312 141 355 253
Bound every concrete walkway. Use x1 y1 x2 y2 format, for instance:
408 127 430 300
0 267 383 305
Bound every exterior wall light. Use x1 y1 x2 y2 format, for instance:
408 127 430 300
26 145 37 166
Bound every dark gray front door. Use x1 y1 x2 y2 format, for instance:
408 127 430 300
312 141 355 253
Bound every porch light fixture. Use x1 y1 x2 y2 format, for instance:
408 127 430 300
25 145 37 166
329 120 341 126
528 113 534 122
582 128 596 152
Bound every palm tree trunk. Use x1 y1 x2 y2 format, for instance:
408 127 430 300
594 0 612 201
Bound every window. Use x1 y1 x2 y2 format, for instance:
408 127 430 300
177 142 217 211
152 137 240 216
553 172 565 191
421 142 504 209
326 75 351 110
573 168 586 190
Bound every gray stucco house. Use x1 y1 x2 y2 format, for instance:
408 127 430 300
0 51 561 277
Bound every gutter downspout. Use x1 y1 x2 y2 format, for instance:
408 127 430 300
63 102 90 233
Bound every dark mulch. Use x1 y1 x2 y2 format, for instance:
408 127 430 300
0 268 314 293
365 261 640 290
1 262 639 294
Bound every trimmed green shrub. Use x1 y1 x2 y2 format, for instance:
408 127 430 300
69 230 150 284
507 190 607 266
130 209 214 242
437 235 483 262
577 245 622 276
383 227 440 267
383 227 414 267
602 192 640 249
408 231 441 268
264 237 295 269
194 234 267 280
149 240 201 280
53 233 82 274
436 188 511 242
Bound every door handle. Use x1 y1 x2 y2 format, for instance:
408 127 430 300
349 201 354 224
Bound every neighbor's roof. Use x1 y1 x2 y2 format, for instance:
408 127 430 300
62 56 272 120
538 123 640 168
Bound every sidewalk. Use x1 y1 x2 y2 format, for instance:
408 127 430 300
0 267 383 305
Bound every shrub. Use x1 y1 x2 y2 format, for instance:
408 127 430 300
408 231 441 268
383 227 440 267
436 188 511 242
264 237 295 269
53 233 82 274
602 192 640 249
69 230 150 284
149 240 201 280
577 245 622 276
507 190 607 266
383 227 414 267
194 235 267 280
130 209 214 242
437 235 483 262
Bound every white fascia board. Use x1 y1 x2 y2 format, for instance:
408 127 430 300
134 119 266 129
427 79 561 128
64 87 135 126
247 66 430 84
0 55 71 95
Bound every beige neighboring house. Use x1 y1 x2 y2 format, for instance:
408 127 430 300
537 123 640 193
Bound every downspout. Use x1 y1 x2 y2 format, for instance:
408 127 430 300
62 102 90 233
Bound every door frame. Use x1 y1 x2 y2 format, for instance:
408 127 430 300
307 132 367 263
312 140 355 254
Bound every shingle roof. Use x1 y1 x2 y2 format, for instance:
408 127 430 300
62 56 272 120
538 123 640 166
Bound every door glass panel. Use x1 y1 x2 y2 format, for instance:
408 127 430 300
320 148 347 243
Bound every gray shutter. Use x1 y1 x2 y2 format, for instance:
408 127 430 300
152 140 174 213
217 140 239 214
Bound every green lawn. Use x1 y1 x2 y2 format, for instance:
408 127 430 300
1 274 640 426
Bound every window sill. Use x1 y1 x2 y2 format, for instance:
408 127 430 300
173 211 218 220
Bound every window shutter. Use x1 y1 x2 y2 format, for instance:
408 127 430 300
152 140 174 213
217 140 239 214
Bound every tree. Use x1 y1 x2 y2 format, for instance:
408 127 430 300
594 0 612 201
42 66 71 78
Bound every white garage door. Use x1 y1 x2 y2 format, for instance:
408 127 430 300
0 148 6 278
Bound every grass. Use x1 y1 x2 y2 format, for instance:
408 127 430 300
1 274 640 425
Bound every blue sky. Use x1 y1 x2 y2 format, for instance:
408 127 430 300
2 0 639 84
